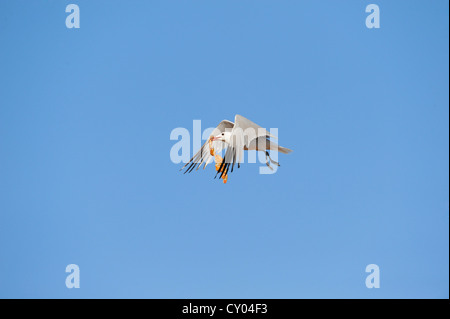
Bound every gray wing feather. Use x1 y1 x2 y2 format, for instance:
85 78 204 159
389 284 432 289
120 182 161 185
234 114 277 140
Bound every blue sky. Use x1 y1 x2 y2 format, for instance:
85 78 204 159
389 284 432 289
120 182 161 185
0 1 448 298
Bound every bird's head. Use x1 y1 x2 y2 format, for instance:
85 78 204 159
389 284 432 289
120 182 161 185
211 131 232 144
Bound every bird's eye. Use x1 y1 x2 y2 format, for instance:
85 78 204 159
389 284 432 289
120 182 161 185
221 133 224 136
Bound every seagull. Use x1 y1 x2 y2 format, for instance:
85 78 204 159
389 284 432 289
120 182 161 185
180 114 292 182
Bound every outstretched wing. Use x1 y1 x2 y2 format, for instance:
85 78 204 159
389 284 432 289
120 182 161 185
215 114 274 178
181 119 234 174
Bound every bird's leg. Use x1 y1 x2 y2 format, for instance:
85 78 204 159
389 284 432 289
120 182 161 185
265 151 274 171
266 151 280 166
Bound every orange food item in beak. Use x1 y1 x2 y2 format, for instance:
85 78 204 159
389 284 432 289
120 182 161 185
214 153 228 183
209 137 228 184
209 138 215 156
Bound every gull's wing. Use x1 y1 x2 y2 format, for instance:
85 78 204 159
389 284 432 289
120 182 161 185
215 114 274 178
181 119 234 174
233 114 277 140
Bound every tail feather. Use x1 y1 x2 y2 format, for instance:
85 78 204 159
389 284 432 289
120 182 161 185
277 146 293 154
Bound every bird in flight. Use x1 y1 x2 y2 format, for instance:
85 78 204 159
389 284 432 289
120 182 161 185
180 114 292 183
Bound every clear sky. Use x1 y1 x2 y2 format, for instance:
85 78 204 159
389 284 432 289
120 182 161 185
0 1 448 298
